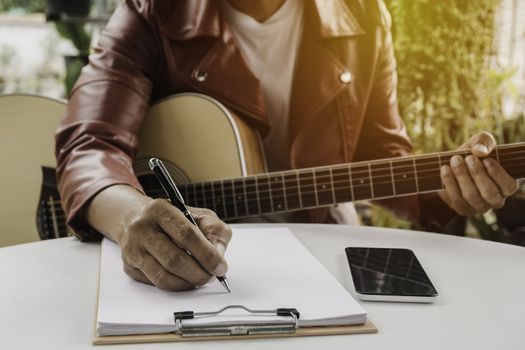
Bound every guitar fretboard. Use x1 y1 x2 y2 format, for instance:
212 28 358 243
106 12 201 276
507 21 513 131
143 142 525 220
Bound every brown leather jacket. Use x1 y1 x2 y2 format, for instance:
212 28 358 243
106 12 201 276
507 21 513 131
55 0 456 240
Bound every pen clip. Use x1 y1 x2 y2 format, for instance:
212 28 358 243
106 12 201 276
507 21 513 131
148 158 185 203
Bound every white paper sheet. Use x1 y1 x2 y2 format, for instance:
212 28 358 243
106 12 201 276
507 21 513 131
97 227 366 335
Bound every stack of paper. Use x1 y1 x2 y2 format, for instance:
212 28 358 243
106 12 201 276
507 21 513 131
96 227 367 336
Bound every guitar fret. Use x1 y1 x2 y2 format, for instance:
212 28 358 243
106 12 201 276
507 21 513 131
296 170 303 209
231 180 237 218
313 170 319 207
370 162 394 198
230 179 238 218
332 166 352 203
222 179 236 218
196 182 203 208
212 181 225 219
201 182 209 208
192 183 198 208
415 156 442 192
347 164 354 201
392 159 418 195
201 183 208 208
268 175 274 212
244 177 259 216
270 174 285 211
351 164 372 200
221 180 227 217
48 196 60 238
298 169 316 208
284 171 301 210
329 167 336 202
243 178 250 215
257 175 272 214
315 168 335 205
282 173 288 211
412 157 420 193
367 163 375 199
389 160 396 196
233 178 247 217
203 182 212 212
255 177 261 214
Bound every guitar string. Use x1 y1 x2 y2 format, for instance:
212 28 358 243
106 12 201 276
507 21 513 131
188 149 525 187
162 153 525 193
46 147 525 202
49 173 525 220
47 160 525 211
44 146 523 233
151 162 525 200
158 151 525 194
45 149 525 212
131 147 525 191
44 143 525 229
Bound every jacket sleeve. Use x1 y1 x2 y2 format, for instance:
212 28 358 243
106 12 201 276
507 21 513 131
352 2 458 233
55 0 160 241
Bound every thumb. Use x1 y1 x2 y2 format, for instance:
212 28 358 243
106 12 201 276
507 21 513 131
463 132 496 157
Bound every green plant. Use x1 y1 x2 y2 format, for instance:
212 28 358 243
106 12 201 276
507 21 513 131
53 18 92 95
55 22 92 55
0 0 44 12
385 0 501 152
54 22 92 94
367 0 524 233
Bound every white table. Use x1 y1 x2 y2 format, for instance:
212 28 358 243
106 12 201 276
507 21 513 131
2 224 524 349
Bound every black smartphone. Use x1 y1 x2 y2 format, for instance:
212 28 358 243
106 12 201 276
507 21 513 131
345 247 438 303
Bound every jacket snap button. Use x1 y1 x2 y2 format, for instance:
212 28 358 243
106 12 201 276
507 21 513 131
194 70 208 82
340 70 352 84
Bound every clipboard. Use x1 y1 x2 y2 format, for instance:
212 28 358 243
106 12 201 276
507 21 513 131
93 304 377 345
93 228 378 345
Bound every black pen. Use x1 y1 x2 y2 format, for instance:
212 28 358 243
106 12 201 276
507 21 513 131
148 158 231 293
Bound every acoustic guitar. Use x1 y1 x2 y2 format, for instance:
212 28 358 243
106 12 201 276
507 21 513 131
1 93 524 244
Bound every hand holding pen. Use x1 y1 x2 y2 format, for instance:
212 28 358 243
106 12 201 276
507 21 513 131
149 158 231 292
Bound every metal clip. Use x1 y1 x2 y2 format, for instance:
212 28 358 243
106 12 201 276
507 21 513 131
174 305 300 337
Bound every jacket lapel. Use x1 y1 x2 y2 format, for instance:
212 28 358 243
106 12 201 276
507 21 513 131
289 0 366 141
190 28 269 131
157 0 269 131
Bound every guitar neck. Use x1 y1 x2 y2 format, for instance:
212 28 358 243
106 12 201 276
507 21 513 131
171 142 525 220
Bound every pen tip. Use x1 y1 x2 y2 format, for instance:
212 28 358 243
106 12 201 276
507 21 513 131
221 278 231 293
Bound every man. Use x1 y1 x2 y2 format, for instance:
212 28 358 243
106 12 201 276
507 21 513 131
55 0 518 291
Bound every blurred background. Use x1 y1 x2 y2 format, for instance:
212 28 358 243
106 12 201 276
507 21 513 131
0 0 524 245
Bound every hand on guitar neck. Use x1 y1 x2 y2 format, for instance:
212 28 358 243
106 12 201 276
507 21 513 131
438 132 519 216
86 185 232 291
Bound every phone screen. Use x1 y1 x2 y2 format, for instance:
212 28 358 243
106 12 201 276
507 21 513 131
345 247 438 298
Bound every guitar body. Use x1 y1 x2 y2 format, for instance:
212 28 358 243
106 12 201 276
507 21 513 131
0 93 265 246
0 95 65 246
134 93 265 183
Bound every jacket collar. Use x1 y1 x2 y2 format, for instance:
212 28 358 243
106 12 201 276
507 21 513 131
157 0 221 40
310 0 365 38
158 0 364 41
